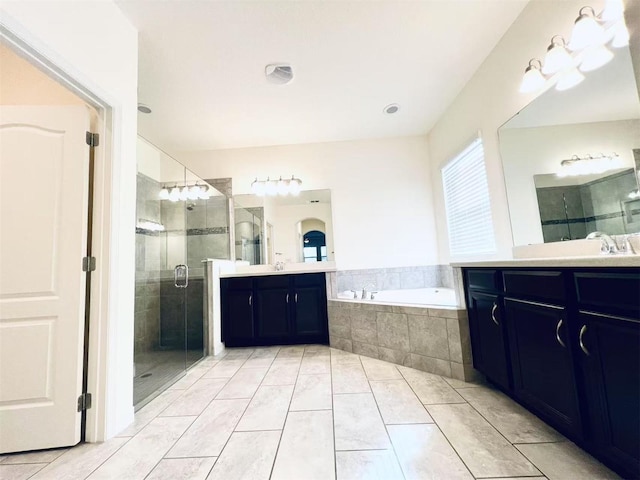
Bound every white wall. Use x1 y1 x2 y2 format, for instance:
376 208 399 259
426 0 635 263
179 135 437 270
501 119 640 246
0 2 138 438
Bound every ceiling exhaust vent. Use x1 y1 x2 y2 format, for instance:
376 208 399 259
265 64 294 85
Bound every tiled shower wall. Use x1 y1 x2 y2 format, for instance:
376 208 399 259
135 173 162 354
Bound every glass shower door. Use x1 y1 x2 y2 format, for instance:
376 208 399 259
134 138 187 406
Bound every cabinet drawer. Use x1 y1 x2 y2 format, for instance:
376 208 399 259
503 270 565 304
293 272 325 287
222 277 253 290
467 269 500 292
574 272 640 317
255 275 290 289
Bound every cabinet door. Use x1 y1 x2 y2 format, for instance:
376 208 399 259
577 312 640 479
223 289 254 347
504 298 581 437
467 291 510 390
255 287 291 342
292 273 328 343
293 286 328 341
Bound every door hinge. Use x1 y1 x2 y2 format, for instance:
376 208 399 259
82 256 96 272
86 131 100 147
77 393 92 412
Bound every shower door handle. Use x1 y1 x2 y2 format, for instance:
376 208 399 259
174 264 188 288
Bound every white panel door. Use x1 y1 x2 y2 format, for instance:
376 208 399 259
0 106 90 453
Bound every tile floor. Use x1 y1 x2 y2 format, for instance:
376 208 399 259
0 345 620 480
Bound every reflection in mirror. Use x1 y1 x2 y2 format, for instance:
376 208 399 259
500 44 640 246
233 189 334 265
533 167 638 242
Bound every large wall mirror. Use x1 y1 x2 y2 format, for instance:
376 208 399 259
234 189 334 265
499 43 640 246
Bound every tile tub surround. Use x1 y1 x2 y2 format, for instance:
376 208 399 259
336 265 448 291
1 346 618 480
330 264 466 308
328 299 476 381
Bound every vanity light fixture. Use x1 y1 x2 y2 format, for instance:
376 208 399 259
519 1 628 94
568 7 605 51
137 219 165 232
519 59 546 93
542 36 574 75
159 184 211 202
556 153 623 177
251 175 302 196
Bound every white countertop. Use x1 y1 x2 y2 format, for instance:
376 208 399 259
451 255 640 268
219 261 337 278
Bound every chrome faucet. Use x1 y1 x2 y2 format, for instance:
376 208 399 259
619 234 637 255
586 231 619 254
362 283 376 300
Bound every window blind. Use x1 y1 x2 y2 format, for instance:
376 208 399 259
441 137 496 257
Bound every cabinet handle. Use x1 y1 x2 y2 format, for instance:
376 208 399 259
490 303 499 326
579 325 590 356
555 319 566 348
286 293 289 303
295 293 298 303
248 294 252 306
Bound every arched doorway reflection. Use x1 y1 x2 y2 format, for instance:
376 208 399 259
303 230 327 262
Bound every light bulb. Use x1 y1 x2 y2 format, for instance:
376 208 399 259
542 37 573 75
519 60 546 93
198 185 211 199
568 7 605 51
601 0 624 21
159 187 170 200
179 186 189 201
277 177 289 195
187 185 201 200
579 45 614 72
169 186 181 202
611 20 630 48
253 180 266 196
265 178 277 196
555 67 585 91
289 176 302 196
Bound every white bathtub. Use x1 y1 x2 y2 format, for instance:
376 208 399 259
336 287 458 307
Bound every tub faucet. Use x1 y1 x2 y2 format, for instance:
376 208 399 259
586 231 619 254
362 283 376 300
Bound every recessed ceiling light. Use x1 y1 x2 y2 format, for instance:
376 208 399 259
265 64 294 85
137 103 152 114
383 103 400 115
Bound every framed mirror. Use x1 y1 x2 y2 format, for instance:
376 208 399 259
499 44 640 246
233 189 334 265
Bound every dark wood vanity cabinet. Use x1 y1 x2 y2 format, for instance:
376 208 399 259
221 277 255 347
503 297 581 438
466 270 511 391
221 272 328 347
463 267 640 479
502 270 582 438
572 272 640 478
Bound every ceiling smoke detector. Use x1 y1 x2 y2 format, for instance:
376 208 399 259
137 103 152 114
265 64 294 85
383 104 400 115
